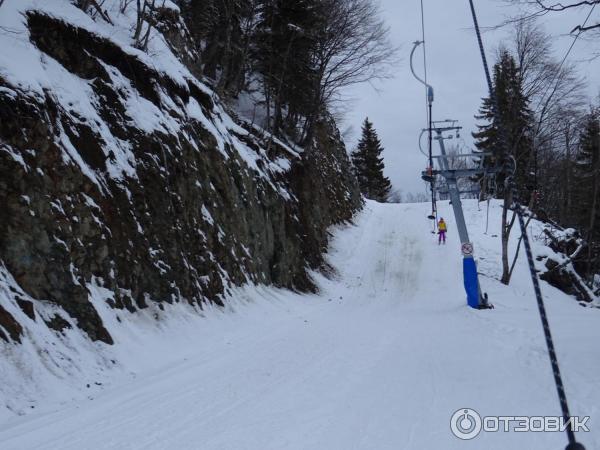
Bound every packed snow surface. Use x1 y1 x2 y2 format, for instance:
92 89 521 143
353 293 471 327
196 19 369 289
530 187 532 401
0 200 599 449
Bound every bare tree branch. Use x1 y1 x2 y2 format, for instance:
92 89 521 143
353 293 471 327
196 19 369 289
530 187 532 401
505 0 599 37
313 0 399 109
76 0 113 24
533 0 600 11
571 22 600 32
133 0 159 51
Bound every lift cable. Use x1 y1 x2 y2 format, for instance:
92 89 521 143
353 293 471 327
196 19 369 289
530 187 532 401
420 0 429 127
419 0 433 168
467 1 585 449
414 0 437 226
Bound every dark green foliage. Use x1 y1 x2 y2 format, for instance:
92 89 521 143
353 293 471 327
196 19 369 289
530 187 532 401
179 0 322 138
473 51 534 201
177 0 395 145
252 0 321 136
351 118 392 202
180 0 251 94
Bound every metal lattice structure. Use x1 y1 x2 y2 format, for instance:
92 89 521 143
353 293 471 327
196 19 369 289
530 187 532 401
422 121 493 309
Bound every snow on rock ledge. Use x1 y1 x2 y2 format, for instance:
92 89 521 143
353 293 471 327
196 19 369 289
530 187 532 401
0 0 361 351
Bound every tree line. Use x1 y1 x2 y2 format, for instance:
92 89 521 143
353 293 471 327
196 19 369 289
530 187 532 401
70 1 396 145
473 19 600 289
178 0 396 143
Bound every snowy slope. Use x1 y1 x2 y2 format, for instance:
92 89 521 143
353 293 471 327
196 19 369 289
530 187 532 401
0 199 598 449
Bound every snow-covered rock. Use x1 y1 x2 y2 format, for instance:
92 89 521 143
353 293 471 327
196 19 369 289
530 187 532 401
0 1 360 348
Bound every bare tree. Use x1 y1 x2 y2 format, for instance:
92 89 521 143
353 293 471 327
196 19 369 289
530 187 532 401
478 21 586 285
506 1 600 34
234 1 260 94
532 104 584 223
317 0 397 104
442 144 480 196
494 21 587 285
499 21 584 205
120 0 135 14
388 188 403 204
403 192 429 203
304 0 398 140
509 21 585 137
512 21 553 100
76 0 113 24
133 0 162 52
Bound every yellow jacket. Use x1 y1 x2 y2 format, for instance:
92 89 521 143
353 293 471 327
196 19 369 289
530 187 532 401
438 221 447 232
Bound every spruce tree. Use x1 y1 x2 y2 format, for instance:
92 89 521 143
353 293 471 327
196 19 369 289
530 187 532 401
473 50 533 201
472 50 534 285
351 118 392 202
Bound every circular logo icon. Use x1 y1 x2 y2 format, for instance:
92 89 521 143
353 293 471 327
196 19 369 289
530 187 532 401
461 242 474 256
450 408 482 440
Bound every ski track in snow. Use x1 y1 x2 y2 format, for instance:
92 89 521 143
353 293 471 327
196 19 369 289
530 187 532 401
0 200 599 449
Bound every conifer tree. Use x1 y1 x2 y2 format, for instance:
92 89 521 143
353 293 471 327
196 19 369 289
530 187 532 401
472 50 534 285
253 0 321 135
351 118 392 202
473 50 534 200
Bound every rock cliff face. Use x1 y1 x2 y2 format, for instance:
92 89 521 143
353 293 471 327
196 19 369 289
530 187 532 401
0 3 361 346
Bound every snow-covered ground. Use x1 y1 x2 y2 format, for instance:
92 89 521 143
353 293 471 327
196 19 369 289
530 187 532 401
0 199 598 449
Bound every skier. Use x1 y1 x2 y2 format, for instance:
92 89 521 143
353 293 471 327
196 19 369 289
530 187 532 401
437 218 447 245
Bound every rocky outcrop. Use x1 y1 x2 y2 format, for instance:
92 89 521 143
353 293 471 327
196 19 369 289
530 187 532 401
0 7 361 344
538 227 596 305
0 304 22 343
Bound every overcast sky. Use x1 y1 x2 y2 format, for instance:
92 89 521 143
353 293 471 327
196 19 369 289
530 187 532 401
343 0 600 197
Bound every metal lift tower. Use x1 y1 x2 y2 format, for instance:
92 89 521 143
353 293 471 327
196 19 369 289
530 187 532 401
410 41 490 309
425 121 491 309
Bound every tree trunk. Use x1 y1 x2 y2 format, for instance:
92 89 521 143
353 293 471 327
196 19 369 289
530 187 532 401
232 6 258 95
216 2 233 94
500 190 516 285
565 129 572 223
